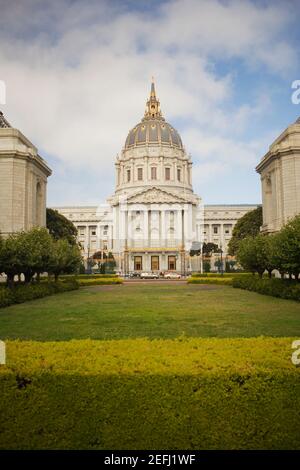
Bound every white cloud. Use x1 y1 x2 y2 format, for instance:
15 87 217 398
0 0 298 204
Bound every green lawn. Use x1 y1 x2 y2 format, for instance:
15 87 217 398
0 284 300 341
1 283 300 449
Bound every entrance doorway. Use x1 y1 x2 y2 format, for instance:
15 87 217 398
168 255 176 271
151 256 159 271
134 256 142 271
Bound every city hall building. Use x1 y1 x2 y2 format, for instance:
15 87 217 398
54 82 257 273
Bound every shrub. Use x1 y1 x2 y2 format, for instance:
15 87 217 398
0 338 299 449
232 275 300 301
191 272 250 278
188 277 232 285
0 280 79 309
60 274 118 280
78 277 123 286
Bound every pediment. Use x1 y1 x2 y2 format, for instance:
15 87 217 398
127 187 192 204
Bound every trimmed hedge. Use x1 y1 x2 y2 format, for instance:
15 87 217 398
188 277 232 285
78 277 123 286
191 272 250 278
0 280 79 308
0 338 299 449
60 273 118 280
232 275 300 301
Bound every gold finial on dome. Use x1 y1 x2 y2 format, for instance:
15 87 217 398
144 78 163 120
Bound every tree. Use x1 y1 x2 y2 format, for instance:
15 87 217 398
203 261 211 273
0 233 25 287
271 215 300 279
236 234 275 277
202 242 220 257
48 239 82 281
18 228 53 283
46 208 78 245
214 258 223 273
106 252 116 274
228 206 263 256
225 260 236 272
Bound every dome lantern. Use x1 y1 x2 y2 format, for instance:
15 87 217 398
124 80 183 150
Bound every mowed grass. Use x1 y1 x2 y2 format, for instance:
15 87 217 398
0 284 300 341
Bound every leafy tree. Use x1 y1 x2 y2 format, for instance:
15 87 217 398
19 228 53 283
203 261 211 273
237 234 275 277
0 233 24 287
48 239 82 281
214 258 224 273
225 260 236 272
202 242 220 257
46 208 78 245
106 252 116 274
228 206 263 256
271 216 300 279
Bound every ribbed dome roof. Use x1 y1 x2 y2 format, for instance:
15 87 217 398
124 80 183 150
125 119 183 149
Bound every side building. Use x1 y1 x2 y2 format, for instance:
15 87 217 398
256 117 300 233
0 111 52 236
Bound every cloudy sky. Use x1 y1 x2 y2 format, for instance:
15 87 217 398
0 0 300 206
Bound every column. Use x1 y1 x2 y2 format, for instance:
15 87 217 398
177 209 182 247
161 210 166 247
144 209 149 247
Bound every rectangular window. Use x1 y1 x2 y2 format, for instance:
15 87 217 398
127 169 131 182
177 168 181 181
213 226 218 234
134 256 142 271
137 168 143 181
91 230 96 236
165 167 170 181
151 256 159 271
168 256 176 271
151 167 157 180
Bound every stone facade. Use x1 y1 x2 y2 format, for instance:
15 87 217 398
55 203 258 271
54 81 258 273
256 117 300 233
0 111 52 236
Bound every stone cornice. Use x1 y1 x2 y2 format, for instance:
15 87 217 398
0 149 52 176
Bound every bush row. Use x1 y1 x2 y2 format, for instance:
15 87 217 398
60 273 117 280
188 277 232 285
1 338 299 449
0 280 79 309
191 272 250 278
232 275 300 301
78 277 123 286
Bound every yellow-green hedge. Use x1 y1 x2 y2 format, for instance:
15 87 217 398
78 277 123 286
188 277 232 285
0 338 299 449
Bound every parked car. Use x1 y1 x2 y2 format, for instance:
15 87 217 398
129 272 141 278
140 272 159 279
164 272 181 279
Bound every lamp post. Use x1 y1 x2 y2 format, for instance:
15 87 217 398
220 243 224 276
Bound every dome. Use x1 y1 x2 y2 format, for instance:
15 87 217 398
124 80 183 150
125 119 183 149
